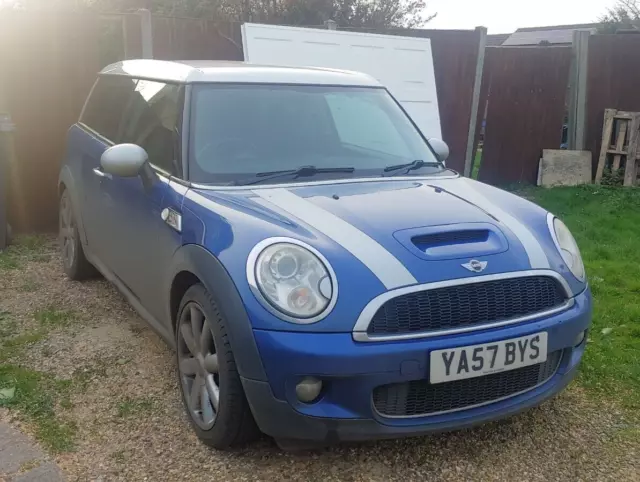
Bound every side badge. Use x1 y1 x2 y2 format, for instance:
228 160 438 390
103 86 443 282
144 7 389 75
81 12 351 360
462 259 488 273
161 208 182 233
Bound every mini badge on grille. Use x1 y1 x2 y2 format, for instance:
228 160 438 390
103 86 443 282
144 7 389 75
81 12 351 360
462 259 488 273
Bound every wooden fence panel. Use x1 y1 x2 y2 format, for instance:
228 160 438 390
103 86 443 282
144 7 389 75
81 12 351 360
419 29 483 174
0 13 103 231
152 17 243 61
585 35 640 175
477 47 571 185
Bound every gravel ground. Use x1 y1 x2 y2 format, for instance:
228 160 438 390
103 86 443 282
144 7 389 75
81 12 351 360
1 237 639 482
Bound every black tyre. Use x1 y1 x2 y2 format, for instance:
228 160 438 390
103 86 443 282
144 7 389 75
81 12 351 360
176 284 259 449
59 189 97 281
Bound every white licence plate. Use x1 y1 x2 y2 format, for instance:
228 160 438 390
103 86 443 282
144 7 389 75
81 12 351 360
429 332 548 384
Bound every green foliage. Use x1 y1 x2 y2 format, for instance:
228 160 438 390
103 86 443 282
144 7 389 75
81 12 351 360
0 365 77 453
116 396 156 417
472 149 482 180
601 167 625 186
0 235 50 271
34 306 76 328
0 332 46 363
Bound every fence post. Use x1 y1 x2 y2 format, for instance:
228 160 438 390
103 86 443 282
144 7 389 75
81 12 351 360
138 8 153 59
463 26 487 177
567 30 590 150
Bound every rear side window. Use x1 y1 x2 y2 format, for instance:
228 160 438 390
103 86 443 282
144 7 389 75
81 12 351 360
119 80 181 175
81 76 137 141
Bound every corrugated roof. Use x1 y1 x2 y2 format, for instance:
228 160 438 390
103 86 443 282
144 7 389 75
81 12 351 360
502 23 599 46
487 33 510 46
516 23 600 32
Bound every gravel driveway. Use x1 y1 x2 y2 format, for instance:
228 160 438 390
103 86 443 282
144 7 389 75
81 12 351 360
1 237 638 481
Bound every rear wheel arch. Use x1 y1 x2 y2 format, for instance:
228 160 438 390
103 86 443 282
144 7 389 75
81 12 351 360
58 167 88 246
58 188 97 280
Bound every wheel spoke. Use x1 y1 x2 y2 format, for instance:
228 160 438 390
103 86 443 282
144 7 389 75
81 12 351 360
190 374 202 411
200 385 215 424
180 303 221 429
61 199 70 227
180 323 198 356
204 353 218 374
64 239 73 263
200 320 213 354
180 357 199 376
205 376 220 412
190 305 204 343
61 227 73 242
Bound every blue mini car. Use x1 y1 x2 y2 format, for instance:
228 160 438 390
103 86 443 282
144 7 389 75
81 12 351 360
59 60 592 450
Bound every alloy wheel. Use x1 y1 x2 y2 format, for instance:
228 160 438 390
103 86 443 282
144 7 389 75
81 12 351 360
177 302 220 430
59 193 76 269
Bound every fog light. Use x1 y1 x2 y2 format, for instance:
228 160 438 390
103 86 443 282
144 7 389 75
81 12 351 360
574 330 587 346
295 377 323 403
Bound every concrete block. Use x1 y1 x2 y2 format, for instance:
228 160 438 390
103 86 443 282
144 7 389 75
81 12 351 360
537 149 592 187
10 463 64 482
0 424 44 475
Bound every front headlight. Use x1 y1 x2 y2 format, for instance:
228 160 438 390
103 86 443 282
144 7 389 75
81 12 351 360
548 214 585 281
247 238 337 323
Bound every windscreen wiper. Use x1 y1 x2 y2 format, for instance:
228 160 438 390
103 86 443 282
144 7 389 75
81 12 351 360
383 159 443 177
233 165 355 186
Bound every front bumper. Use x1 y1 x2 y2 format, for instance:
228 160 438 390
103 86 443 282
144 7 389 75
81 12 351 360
242 288 591 443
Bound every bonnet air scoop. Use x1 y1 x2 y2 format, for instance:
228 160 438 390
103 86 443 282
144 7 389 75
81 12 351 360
393 223 509 261
412 229 489 249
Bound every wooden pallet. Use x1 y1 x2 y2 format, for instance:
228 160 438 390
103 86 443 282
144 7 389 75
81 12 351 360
595 109 640 186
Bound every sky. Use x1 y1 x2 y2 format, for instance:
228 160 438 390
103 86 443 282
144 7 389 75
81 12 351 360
427 0 618 34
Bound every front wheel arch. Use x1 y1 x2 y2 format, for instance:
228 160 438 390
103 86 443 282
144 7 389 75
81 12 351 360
166 245 267 382
170 270 202 334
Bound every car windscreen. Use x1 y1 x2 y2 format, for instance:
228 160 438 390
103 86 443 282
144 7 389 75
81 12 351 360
188 83 444 185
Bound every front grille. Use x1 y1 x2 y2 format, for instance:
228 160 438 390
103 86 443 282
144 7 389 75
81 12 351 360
368 276 567 336
373 350 563 417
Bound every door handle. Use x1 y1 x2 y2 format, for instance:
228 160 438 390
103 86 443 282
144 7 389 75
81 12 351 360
93 168 112 180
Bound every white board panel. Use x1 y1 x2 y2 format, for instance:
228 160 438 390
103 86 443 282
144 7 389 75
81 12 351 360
241 23 442 140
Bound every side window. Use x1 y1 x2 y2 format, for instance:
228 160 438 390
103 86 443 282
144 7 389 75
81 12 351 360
325 94 412 159
81 76 137 141
120 80 181 175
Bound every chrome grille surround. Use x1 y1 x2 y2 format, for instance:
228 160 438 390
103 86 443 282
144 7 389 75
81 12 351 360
353 270 574 342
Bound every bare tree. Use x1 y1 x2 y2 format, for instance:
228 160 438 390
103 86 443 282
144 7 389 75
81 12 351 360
13 0 435 28
600 0 640 33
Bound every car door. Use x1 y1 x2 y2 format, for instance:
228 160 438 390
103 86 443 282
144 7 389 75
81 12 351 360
76 76 138 262
96 79 184 325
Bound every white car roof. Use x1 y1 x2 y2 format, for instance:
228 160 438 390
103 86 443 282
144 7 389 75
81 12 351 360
99 59 382 87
